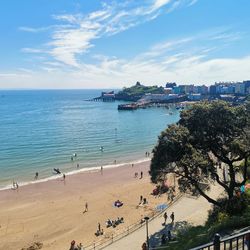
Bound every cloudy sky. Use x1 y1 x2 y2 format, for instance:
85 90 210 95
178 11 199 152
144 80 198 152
1 0 250 89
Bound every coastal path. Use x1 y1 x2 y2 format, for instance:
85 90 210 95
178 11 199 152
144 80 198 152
105 184 223 250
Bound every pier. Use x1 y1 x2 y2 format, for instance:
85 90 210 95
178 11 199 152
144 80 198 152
118 103 138 110
118 101 152 110
91 91 115 102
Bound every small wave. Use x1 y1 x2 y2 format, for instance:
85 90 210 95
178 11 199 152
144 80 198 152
0 157 150 191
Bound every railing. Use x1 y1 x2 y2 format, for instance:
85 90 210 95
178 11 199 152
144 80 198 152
83 194 183 250
191 227 250 250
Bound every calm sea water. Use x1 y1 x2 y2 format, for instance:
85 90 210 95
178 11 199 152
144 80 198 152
0 89 180 189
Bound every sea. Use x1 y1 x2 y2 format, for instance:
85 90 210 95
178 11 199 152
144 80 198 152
0 89 180 190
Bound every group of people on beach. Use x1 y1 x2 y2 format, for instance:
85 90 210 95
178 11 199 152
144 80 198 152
95 216 125 236
106 217 124 228
11 150 144 191
134 171 143 179
95 222 104 236
139 195 148 205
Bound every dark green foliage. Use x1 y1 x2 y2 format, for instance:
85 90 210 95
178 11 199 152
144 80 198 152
151 101 250 212
206 196 248 226
163 204 250 250
161 177 250 250
115 82 165 101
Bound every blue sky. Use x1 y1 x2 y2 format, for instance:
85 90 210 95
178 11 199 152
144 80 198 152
0 0 250 89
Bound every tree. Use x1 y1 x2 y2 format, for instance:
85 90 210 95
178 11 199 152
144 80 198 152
150 101 250 211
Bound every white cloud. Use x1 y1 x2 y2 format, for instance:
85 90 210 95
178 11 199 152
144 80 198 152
8 27 248 89
48 28 97 67
2 54 250 89
19 26 49 33
52 14 80 24
0 72 31 79
0 73 19 77
188 0 198 6
152 0 172 11
13 1 249 89
20 0 197 67
21 48 43 53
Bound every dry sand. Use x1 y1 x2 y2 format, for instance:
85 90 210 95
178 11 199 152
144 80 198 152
0 161 170 250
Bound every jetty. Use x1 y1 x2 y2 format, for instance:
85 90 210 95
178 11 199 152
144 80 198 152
118 101 152 110
118 103 138 110
91 91 115 102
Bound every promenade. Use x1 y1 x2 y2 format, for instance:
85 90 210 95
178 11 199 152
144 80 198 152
105 184 223 250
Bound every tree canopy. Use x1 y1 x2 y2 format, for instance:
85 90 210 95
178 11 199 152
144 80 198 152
150 101 250 211
115 82 165 101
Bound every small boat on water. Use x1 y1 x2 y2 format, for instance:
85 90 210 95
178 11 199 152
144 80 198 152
118 104 137 110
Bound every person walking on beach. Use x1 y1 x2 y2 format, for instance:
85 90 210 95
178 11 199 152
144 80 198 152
163 211 168 224
140 195 143 204
140 171 143 179
85 202 88 212
35 172 38 180
98 222 101 232
100 166 103 175
170 212 175 223
63 174 66 180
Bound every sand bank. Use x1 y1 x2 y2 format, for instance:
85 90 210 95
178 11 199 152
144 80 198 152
0 160 170 250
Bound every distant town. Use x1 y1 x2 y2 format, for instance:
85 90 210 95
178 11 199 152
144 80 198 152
95 80 250 107
161 80 250 102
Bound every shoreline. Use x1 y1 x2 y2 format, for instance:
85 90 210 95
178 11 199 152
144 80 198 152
0 157 150 191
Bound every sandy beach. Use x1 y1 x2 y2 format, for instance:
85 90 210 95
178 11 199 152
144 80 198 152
0 160 171 250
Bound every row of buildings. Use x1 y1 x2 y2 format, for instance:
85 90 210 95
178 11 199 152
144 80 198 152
142 80 250 102
165 80 250 96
